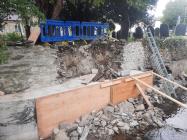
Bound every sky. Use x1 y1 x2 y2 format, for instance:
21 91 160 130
154 0 172 28
154 0 172 18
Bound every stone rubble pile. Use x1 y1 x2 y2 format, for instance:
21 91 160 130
57 40 130 81
52 90 166 140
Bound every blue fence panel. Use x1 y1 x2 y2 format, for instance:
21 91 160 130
40 20 109 42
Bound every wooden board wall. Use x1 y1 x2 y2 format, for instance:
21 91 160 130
111 72 153 104
28 27 40 44
36 71 153 139
36 84 111 139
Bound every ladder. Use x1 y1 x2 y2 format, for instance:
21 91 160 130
146 28 176 97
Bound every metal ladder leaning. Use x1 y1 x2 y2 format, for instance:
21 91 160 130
146 28 176 97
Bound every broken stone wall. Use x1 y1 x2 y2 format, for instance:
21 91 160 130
57 41 124 79
57 41 148 80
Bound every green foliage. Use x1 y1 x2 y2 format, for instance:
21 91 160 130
0 0 45 27
156 36 187 49
12 0 45 24
162 0 187 28
0 0 13 26
79 0 104 6
0 36 8 64
4 32 23 42
127 37 135 43
127 0 152 9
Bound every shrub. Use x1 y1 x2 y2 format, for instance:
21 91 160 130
133 26 143 39
4 32 23 42
160 24 169 38
154 28 160 37
147 26 154 36
175 24 187 36
155 36 186 49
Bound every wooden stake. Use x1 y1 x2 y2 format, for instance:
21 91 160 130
131 76 187 108
136 83 153 108
152 72 187 92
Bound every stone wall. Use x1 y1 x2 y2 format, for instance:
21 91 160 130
57 41 125 79
57 41 148 80
121 42 147 70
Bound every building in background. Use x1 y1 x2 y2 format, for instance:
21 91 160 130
0 14 25 36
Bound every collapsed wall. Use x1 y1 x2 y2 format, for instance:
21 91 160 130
57 41 147 80
57 41 124 79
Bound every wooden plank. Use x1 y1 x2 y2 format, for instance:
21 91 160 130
136 83 153 107
100 80 121 88
152 72 187 92
28 27 40 44
36 84 110 139
0 100 38 140
132 76 187 108
111 73 153 104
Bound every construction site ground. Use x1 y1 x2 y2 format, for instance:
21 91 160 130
0 40 187 140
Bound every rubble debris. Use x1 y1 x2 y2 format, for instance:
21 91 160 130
57 40 125 81
53 94 166 140
91 65 120 82
54 129 69 140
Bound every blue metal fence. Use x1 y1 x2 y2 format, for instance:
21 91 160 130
40 20 109 42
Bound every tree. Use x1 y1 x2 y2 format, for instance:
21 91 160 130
35 0 157 39
63 0 158 39
0 0 14 27
98 0 158 39
13 0 45 38
35 0 105 19
162 0 187 29
0 0 44 39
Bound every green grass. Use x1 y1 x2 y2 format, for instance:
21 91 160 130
4 32 23 42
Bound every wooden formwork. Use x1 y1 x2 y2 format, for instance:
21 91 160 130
36 71 153 139
111 72 153 104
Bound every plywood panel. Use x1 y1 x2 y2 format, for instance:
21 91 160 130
28 27 40 44
36 84 110 139
111 73 153 104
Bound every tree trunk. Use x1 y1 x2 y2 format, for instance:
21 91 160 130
25 25 31 39
52 0 63 19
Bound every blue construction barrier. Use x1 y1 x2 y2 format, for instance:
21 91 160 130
40 20 109 42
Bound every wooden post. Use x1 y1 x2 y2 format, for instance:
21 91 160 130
131 76 187 108
152 72 187 92
136 83 153 108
